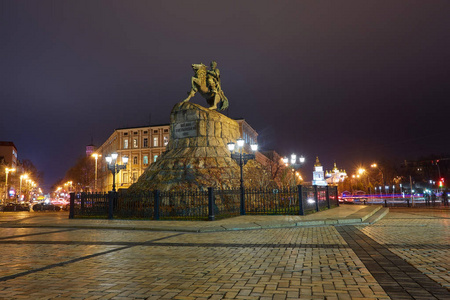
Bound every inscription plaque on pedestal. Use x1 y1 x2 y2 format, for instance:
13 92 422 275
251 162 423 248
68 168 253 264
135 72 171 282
174 121 197 139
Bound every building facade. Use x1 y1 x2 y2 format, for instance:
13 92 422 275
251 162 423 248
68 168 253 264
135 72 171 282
325 163 348 185
0 141 18 169
94 119 259 192
0 141 18 201
312 156 327 186
95 124 170 192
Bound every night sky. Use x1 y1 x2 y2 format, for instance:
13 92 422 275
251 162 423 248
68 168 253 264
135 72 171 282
1 1 450 191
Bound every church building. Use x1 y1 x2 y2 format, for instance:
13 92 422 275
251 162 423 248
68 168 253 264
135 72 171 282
312 156 327 186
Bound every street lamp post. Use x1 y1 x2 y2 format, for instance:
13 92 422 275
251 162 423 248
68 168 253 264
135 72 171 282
357 168 371 192
371 163 385 188
19 174 28 203
26 179 31 202
283 154 305 187
4 167 16 203
227 138 258 215
105 153 128 192
92 153 101 192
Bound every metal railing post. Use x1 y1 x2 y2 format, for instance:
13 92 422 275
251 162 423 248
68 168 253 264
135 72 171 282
69 192 75 219
240 186 246 215
335 186 339 206
314 185 319 212
297 185 304 216
80 193 85 215
208 187 215 221
108 191 115 219
326 186 331 209
154 190 160 220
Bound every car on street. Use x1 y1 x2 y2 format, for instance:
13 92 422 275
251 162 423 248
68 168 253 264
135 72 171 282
2 203 31 212
339 191 353 203
52 198 70 211
32 202 61 212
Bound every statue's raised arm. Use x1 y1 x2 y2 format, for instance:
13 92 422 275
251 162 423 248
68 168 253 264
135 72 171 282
183 61 229 111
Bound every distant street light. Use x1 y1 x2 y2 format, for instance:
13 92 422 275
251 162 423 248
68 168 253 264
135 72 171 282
105 153 128 192
227 138 258 215
4 167 16 203
64 181 73 193
371 163 385 187
92 153 101 192
283 154 305 186
357 168 371 192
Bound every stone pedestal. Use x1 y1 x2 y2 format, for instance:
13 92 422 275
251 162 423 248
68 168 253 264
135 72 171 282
130 102 242 191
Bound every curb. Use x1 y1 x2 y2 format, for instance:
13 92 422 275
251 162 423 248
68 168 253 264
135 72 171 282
1 206 390 232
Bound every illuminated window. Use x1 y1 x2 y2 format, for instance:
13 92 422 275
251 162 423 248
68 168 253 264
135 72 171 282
153 155 158 162
143 138 148 148
164 136 169 146
153 137 158 147
133 156 138 165
133 139 138 148
143 156 148 165
122 173 128 184
124 139 128 149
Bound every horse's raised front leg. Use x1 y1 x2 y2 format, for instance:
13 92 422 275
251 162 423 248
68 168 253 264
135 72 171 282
183 90 196 102
183 77 198 102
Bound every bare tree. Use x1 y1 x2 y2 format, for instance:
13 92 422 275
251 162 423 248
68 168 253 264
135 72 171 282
64 156 94 192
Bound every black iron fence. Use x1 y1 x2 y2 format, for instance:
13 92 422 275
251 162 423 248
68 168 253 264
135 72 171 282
69 185 339 221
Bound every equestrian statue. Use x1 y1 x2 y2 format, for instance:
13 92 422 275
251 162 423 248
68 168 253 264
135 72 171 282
183 61 229 111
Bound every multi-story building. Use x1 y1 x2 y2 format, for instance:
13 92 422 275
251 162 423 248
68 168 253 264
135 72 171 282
95 123 170 192
1 141 18 201
95 119 260 192
0 141 18 169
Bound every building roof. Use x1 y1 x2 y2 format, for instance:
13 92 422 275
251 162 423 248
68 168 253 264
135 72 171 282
115 123 170 131
314 156 322 167
0 141 17 150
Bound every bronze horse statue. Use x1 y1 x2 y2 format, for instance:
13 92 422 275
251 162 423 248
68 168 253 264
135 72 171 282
183 63 229 111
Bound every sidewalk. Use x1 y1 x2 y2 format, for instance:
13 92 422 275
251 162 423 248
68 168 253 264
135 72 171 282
3 204 388 232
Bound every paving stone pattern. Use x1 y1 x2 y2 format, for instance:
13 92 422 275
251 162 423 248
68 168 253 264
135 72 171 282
337 226 449 300
0 208 448 299
358 208 450 294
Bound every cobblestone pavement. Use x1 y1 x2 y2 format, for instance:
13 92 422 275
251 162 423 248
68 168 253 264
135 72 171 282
0 208 449 299
357 208 450 292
